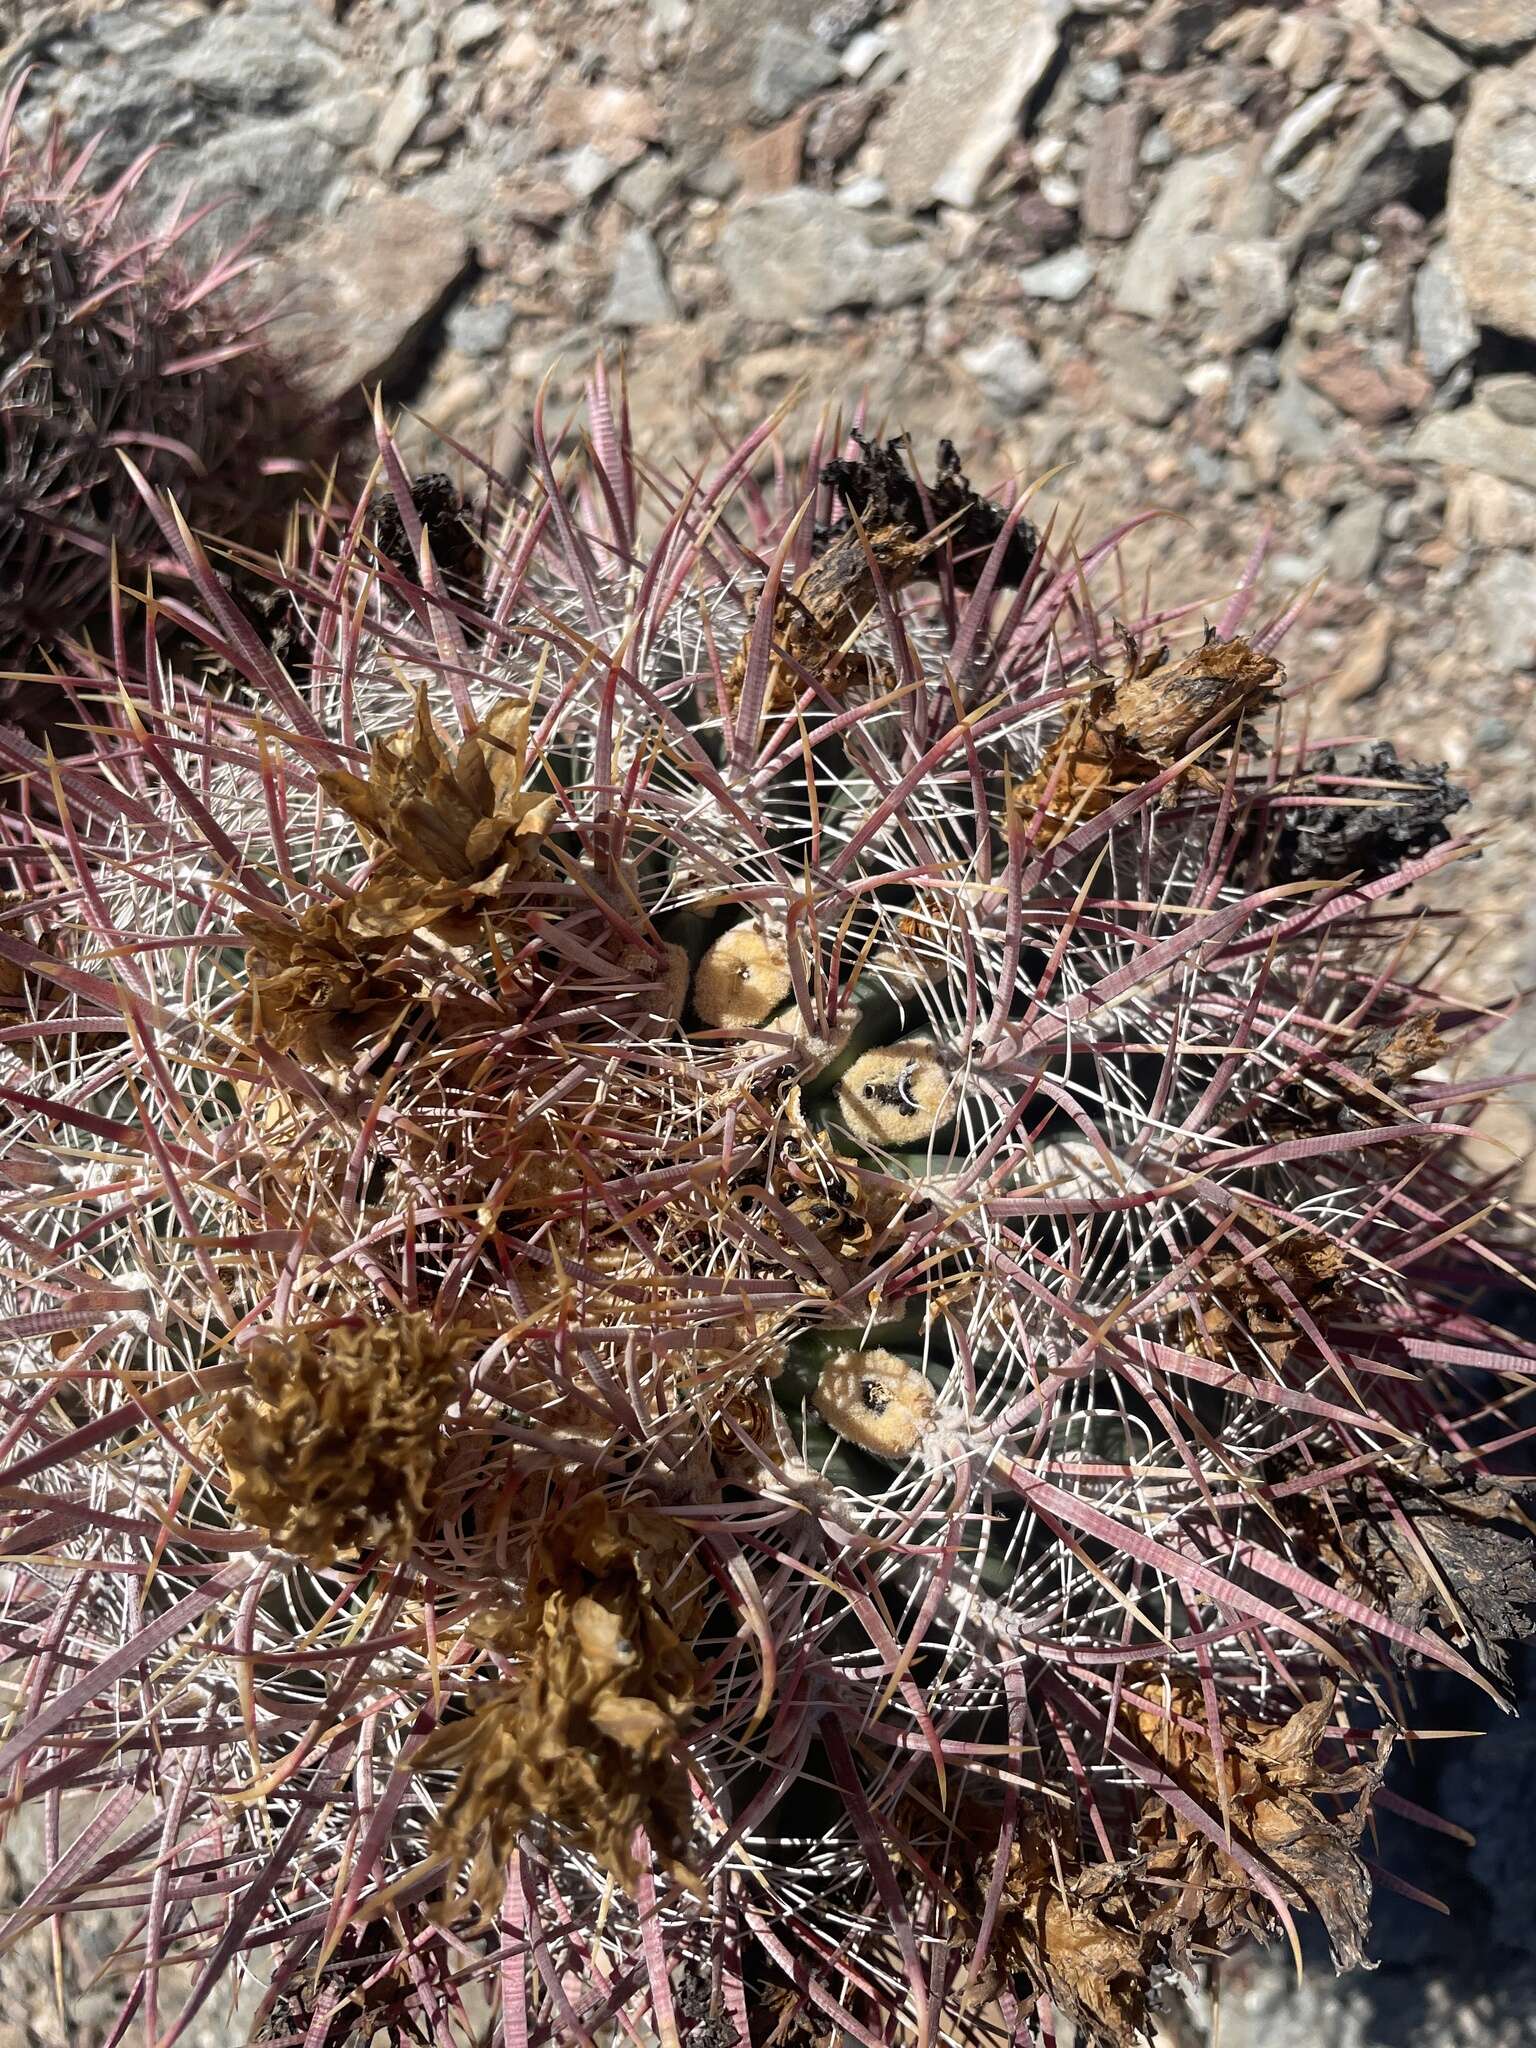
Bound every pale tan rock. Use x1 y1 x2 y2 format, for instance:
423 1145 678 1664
1449 53 1536 343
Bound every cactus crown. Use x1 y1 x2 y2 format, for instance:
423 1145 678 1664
0 369 1530 2046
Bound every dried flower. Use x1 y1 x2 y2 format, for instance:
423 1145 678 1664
219 1314 466 1564
414 1494 706 1914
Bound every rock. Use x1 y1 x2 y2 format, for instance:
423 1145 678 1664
1079 59 1123 105
750 22 843 122
1138 0 1224 73
446 2 504 55
1484 373 1536 426
1266 9 1347 90
718 189 940 318
1413 247 1479 379
1080 100 1146 241
568 144 626 199
1115 146 1244 319
958 334 1049 415
1413 0 1536 54
1095 328 1186 424
1325 492 1388 583
1411 404 1536 490
268 196 473 409
840 31 888 80
1261 80 1348 177
1337 256 1411 341
369 66 432 174
811 0 881 45
1205 238 1289 351
306 90 384 148
1018 246 1095 301
1289 88 1417 249
806 89 878 167
1406 101 1457 153
542 82 662 151
1472 550 1536 670
393 18 438 70
1448 54 1536 345
1297 339 1433 424
616 151 683 215
1445 470 1536 548
445 300 517 357
731 114 808 195
1328 607 1394 702
1377 24 1471 99
878 0 1070 212
601 226 678 327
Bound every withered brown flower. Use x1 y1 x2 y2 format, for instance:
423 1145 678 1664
219 1312 467 1565
1022 630 1282 849
414 1492 707 1916
235 897 420 1065
318 688 556 887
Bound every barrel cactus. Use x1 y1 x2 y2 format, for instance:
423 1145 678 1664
0 372 1529 2047
0 80 293 687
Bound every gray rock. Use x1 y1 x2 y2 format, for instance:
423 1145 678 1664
446 2 505 55
601 226 678 326
958 333 1049 415
1407 101 1457 152
370 67 433 174
1078 59 1122 105
616 152 682 216
1413 0 1536 53
1326 492 1388 583
393 18 438 70
1411 404 1536 489
1484 373 1536 426
1338 256 1410 340
840 30 888 80
157 7 343 109
267 195 473 408
718 189 939 318
444 299 517 356
1378 23 1471 99
1018 246 1094 301
1095 328 1186 424
1413 247 1478 380
1261 80 1348 177
1290 88 1417 249
564 142 621 199
1115 146 1244 319
750 22 843 122
1448 54 1536 345
1206 238 1290 351
1471 550 1536 671
810 0 881 44
305 89 385 148
879 0 1069 212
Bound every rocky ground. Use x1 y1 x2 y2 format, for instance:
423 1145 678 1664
3 0 1536 2040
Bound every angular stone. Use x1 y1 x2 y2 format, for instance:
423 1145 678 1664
1472 551 1536 671
1411 404 1536 490
1095 328 1186 424
601 227 678 327
1412 246 1478 379
1325 492 1388 584
750 22 843 121
369 67 432 174
445 300 516 357
1377 24 1471 99
730 114 808 196
1448 54 1536 344
959 334 1049 414
1289 88 1417 249
1446 470 1536 549
1297 339 1433 424
445 2 504 55
1261 81 1347 177
879 0 1070 212
1018 246 1094 301
1205 238 1289 351
1115 146 1244 319
1080 100 1145 241
616 151 683 216
1484 373 1536 425
1413 1 1536 54
269 197 473 409
718 189 939 319
1328 607 1394 703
